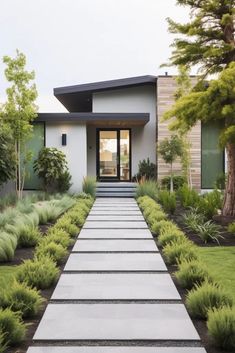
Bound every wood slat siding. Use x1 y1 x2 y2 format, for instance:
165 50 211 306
157 76 201 190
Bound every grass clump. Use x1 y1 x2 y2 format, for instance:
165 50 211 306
207 306 235 351
17 257 59 290
228 221 235 234
35 242 68 264
163 240 198 265
151 220 177 235
158 190 176 214
18 226 41 248
45 228 72 248
136 180 158 200
82 176 96 198
196 220 223 244
186 281 233 319
0 308 26 346
54 218 79 237
0 280 43 318
175 259 213 289
0 232 18 262
158 229 186 247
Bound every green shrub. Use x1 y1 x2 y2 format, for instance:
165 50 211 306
18 226 41 247
196 220 223 244
142 204 162 219
0 193 17 212
215 173 227 190
0 232 17 262
76 192 93 200
161 175 186 191
177 184 200 208
45 228 72 248
158 229 186 247
57 170 72 192
199 189 223 219
136 181 158 200
228 222 235 234
35 242 68 264
163 240 198 265
207 306 235 350
146 210 167 227
134 158 156 181
17 257 59 290
82 176 96 198
151 220 177 235
65 212 85 227
186 281 233 319
158 190 176 214
0 209 18 228
16 198 34 214
2 281 43 318
0 332 7 353
175 260 212 289
54 218 79 237
0 308 25 346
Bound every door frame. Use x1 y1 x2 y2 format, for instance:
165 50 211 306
96 128 132 182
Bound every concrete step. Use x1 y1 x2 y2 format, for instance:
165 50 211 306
96 192 135 197
96 187 136 192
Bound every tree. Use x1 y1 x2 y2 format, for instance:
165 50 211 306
34 147 72 192
158 135 184 192
1 50 38 198
164 0 235 216
0 120 16 187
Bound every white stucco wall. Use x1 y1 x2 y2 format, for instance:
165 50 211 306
45 123 87 192
87 85 156 177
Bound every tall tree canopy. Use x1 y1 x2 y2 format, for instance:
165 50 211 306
166 0 235 75
164 0 235 216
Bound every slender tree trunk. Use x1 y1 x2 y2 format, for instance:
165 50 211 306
222 142 235 217
170 162 174 193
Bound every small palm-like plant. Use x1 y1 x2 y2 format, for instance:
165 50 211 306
196 221 223 244
182 208 205 231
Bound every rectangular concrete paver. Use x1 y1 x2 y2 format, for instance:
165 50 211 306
79 228 153 239
33 303 200 341
87 215 145 221
51 273 180 300
84 221 148 229
64 253 167 272
72 239 158 252
28 348 206 353
89 210 142 215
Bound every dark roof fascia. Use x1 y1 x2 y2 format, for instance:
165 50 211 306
36 112 150 123
54 75 157 96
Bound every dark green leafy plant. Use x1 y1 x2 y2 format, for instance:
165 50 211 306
182 208 205 232
207 306 235 351
0 122 16 188
57 170 72 192
177 185 201 208
186 281 233 319
198 190 223 219
158 190 176 214
134 158 156 181
196 221 223 244
34 147 71 192
161 175 186 191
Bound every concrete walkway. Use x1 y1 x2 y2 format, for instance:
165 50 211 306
27 198 206 353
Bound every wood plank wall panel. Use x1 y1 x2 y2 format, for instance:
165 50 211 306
157 76 201 190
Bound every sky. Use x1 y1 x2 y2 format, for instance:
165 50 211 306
0 0 190 112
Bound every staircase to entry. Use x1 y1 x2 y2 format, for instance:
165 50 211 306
96 182 137 198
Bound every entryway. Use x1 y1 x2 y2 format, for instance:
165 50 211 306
96 129 131 181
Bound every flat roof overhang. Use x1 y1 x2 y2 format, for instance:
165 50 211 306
36 113 150 127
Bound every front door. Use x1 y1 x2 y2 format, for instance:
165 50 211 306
97 129 131 181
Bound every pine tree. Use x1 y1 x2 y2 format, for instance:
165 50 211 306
164 0 235 216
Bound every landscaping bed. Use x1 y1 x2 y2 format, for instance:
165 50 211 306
0 193 94 353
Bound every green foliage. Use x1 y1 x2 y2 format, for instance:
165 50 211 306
186 281 233 319
146 210 167 227
42 228 71 248
165 0 235 75
35 242 68 264
0 193 17 212
161 175 186 191
196 221 223 244
228 222 235 234
0 122 16 187
0 308 26 346
158 190 176 214
16 198 34 214
163 240 198 265
199 189 223 219
0 333 7 353
0 280 43 318
17 257 59 290
18 226 41 247
0 231 17 262
207 306 235 351
134 158 156 181
57 170 72 192
82 177 96 198
158 229 186 247
177 185 200 208
34 147 71 192
136 180 158 200
151 220 176 235
54 218 79 237
2 50 38 199
182 208 205 232
215 173 227 190
175 260 212 290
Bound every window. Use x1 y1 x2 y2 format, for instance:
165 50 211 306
24 123 45 189
201 121 224 189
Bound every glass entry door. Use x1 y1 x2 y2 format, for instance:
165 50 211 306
97 129 131 181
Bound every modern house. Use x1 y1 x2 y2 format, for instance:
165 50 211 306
22 75 224 193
